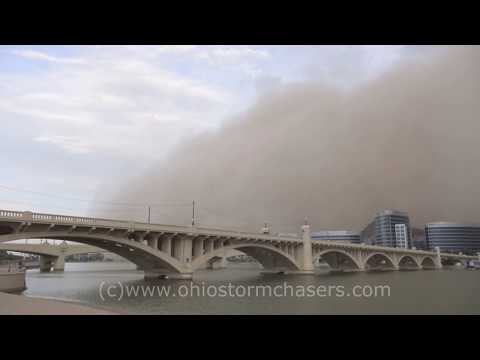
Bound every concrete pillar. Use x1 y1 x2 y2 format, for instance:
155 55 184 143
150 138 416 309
301 222 314 272
39 255 54 272
435 246 443 269
172 237 182 260
133 233 140 242
477 252 480 261
183 236 193 264
205 238 214 253
172 236 193 264
293 244 300 262
161 235 172 256
53 255 65 272
193 237 204 258
147 235 159 250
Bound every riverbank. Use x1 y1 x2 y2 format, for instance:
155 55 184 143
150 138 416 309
0 272 26 293
0 266 26 293
0 292 117 315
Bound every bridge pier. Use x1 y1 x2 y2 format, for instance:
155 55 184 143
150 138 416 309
147 234 159 251
172 235 193 264
52 254 65 272
193 237 204 258
205 238 214 254
280 222 315 275
161 234 173 256
298 221 314 274
39 255 65 272
39 255 55 272
434 247 443 269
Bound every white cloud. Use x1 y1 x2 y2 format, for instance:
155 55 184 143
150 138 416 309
12 49 86 65
193 46 271 77
35 135 92 154
210 47 270 61
198 46 269 63
1 46 415 161
129 45 198 54
1 46 235 158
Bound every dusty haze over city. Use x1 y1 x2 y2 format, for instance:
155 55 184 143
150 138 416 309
97 46 480 233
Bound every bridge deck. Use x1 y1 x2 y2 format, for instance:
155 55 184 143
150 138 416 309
0 209 477 260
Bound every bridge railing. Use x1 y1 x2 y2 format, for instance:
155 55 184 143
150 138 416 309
0 209 303 240
0 210 24 218
0 209 125 227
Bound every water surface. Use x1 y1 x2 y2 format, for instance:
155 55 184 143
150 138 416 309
23 262 480 314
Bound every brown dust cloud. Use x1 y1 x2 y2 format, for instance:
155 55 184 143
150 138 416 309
96 46 480 234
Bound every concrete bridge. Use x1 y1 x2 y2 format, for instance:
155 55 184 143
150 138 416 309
0 209 477 279
0 242 106 272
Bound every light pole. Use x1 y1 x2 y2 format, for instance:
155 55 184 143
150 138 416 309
192 200 195 226
147 206 151 224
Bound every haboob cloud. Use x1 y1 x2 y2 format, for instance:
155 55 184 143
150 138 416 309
101 46 480 233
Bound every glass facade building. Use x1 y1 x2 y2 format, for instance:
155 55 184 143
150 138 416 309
411 227 427 250
311 231 361 244
425 222 480 254
360 210 412 248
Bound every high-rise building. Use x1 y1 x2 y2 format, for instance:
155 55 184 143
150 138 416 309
425 222 480 254
411 227 427 249
360 210 412 248
311 230 361 244
394 223 408 248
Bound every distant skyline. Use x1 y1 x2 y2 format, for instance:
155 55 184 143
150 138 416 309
0 45 443 216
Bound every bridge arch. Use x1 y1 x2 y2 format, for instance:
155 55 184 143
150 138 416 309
398 255 421 269
191 243 301 271
0 232 186 274
314 249 363 270
421 256 436 269
0 245 61 258
364 252 397 270
0 242 105 257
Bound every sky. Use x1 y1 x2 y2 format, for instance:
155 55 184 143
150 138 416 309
0 45 441 219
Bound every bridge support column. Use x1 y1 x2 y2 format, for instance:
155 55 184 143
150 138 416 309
183 236 193 264
39 255 55 273
295 221 315 274
173 236 193 265
161 235 172 256
205 238 214 253
53 254 65 272
148 234 159 251
293 244 301 263
288 244 294 257
434 247 443 269
193 237 204 258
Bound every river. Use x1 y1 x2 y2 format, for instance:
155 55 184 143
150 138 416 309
22 262 480 314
